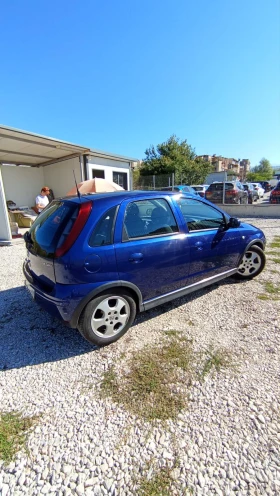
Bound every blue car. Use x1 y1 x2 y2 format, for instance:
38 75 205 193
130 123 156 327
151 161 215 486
23 191 266 346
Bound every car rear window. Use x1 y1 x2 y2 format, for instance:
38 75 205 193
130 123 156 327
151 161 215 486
28 201 80 258
208 183 234 191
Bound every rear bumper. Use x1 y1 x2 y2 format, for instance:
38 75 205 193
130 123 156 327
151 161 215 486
24 279 84 324
24 275 111 327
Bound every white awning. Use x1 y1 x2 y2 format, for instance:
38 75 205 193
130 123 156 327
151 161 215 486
0 125 90 167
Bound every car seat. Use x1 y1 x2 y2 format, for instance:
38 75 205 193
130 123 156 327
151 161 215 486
124 203 145 238
150 206 173 234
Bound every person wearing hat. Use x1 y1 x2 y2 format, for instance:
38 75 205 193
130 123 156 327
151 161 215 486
35 187 50 213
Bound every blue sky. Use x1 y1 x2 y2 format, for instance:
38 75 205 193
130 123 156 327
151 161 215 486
1 0 279 167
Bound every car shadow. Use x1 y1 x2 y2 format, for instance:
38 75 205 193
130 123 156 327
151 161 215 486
0 286 96 371
0 277 243 371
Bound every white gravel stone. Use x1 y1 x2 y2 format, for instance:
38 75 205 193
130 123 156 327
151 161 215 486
0 218 279 495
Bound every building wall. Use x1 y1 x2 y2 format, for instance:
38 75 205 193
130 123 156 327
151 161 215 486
1 164 44 207
0 166 12 242
43 157 81 198
87 155 131 190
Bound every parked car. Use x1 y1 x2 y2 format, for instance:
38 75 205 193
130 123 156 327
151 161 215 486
242 183 258 203
159 185 199 195
260 181 271 192
23 191 266 346
270 181 280 203
251 183 265 199
190 184 209 198
205 181 249 204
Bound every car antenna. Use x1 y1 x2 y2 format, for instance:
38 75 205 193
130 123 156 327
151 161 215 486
73 170 81 202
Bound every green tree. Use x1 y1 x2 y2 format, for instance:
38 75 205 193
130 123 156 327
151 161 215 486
140 135 213 184
246 158 273 181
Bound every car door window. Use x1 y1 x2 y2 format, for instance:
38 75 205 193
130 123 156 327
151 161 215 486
123 199 179 240
175 197 226 231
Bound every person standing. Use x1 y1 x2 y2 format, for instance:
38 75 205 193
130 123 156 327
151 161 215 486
35 186 50 213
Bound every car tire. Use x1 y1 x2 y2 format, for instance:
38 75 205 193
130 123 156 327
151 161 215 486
78 290 137 346
234 245 266 280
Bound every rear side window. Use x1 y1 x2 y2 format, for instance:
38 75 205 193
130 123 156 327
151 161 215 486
29 201 79 258
175 197 226 231
89 206 118 246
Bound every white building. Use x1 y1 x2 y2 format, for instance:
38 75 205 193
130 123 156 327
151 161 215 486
0 125 138 244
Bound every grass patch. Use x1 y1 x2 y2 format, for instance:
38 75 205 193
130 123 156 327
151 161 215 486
265 250 280 256
258 294 270 300
263 282 280 294
272 258 280 264
0 412 37 464
137 459 191 496
258 281 280 301
201 346 233 378
100 334 193 421
269 236 280 249
138 466 176 496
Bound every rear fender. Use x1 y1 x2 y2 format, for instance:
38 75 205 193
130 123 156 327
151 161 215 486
69 281 143 328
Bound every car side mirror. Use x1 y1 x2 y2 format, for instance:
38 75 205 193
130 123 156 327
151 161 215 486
228 217 240 228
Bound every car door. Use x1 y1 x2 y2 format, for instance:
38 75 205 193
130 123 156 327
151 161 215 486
114 196 191 302
173 197 242 285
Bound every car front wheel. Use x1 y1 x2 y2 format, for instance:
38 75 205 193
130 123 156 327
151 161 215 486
78 291 137 346
235 245 265 280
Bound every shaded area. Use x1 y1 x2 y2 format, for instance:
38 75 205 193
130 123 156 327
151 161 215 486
0 286 95 371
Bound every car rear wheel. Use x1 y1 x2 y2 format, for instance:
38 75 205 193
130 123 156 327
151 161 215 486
235 245 265 280
78 291 137 346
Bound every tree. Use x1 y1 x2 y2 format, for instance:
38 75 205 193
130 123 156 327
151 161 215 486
246 158 273 182
140 135 214 184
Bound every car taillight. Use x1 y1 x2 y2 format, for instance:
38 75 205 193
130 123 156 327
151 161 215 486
226 189 237 196
55 201 92 258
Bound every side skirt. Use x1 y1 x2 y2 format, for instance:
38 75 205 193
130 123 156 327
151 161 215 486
143 268 237 311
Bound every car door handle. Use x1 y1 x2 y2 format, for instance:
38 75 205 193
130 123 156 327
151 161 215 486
194 241 203 251
129 253 144 263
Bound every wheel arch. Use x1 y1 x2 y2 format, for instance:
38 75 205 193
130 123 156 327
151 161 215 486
237 239 265 266
69 281 143 329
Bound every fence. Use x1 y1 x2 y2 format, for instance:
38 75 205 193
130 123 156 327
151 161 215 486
133 173 177 191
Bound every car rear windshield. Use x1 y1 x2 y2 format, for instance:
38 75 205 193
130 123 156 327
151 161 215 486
192 186 203 191
208 183 234 191
28 201 80 258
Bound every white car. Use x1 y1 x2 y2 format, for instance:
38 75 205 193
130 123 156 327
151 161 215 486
251 183 265 199
190 184 209 198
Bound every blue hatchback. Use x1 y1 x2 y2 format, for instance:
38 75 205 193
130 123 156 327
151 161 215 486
23 191 266 346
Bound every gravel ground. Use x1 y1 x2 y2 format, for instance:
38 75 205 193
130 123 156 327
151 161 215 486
0 218 279 496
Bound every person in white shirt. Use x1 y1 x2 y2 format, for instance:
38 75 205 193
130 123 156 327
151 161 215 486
35 187 50 213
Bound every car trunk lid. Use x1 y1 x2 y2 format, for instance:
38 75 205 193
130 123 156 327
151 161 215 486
24 198 92 290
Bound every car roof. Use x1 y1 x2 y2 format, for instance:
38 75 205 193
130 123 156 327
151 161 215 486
62 190 192 204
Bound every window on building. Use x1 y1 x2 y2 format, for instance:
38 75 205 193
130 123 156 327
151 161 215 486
113 172 128 190
92 169 105 179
